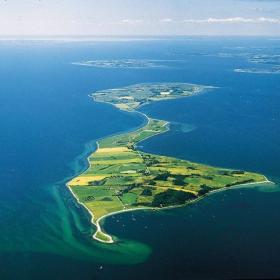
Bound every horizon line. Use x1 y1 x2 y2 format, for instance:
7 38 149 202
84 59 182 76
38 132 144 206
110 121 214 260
0 34 280 41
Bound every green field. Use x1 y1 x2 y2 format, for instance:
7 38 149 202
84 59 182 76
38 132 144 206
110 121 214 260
68 83 267 243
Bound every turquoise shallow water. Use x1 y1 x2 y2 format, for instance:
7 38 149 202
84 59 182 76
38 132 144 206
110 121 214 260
0 38 279 279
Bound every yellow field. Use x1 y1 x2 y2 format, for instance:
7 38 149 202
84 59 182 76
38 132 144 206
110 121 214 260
68 175 108 186
90 158 143 165
96 147 130 153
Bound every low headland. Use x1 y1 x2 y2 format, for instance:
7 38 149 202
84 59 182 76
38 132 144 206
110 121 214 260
67 83 269 243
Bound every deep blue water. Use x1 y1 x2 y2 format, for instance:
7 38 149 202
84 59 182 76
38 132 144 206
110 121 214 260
0 38 279 279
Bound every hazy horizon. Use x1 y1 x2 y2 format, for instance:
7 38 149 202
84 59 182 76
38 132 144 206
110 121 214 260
0 0 280 37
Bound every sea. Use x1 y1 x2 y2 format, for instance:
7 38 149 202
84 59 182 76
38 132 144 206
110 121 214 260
0 37 279 279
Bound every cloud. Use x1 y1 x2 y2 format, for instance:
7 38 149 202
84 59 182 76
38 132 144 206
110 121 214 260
182 17 280 24
159 18 173 23
241 0 280 1
238 0 280 2
112 18 174 26
120 19 144 25
258 17 280 22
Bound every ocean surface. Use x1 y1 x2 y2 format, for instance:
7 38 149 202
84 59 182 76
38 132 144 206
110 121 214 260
0 37 279 279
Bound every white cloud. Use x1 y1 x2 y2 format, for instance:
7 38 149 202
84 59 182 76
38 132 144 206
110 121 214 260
120 19 144 25
182 17 280 24
159 18 173 23
258 17 280 23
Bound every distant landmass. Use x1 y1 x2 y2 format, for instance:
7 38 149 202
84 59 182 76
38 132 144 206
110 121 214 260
72 59 166 69
234 68 280 74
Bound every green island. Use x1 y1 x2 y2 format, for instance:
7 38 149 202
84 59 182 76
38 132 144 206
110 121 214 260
67 83 268 243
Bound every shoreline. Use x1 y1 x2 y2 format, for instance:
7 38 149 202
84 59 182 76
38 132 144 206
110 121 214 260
80 177 274 244
66 108 170 244
66 87 272 244
67 117 273 244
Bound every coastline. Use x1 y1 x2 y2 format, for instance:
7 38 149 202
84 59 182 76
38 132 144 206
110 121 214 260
66 86 271 244
66 107 170 243
66 105 273 243
68 176 273 244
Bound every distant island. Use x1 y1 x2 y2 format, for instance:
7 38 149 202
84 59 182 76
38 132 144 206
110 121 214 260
234 54 280 75
234 68 280 74
248 54 280 66
67 83 267 243
72 59 165 69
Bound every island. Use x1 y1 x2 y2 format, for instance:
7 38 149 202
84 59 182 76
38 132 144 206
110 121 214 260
234 68 280 75
67 83 268 243
249 54 280 66
72 59 165 69
234 54 280 75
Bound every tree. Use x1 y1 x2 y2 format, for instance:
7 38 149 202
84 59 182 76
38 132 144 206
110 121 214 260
152 189 197 207
198 184 212 196
173 175 186 186
141 188 153 196
154 171 170 181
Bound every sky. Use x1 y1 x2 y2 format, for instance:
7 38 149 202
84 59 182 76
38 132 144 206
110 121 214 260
0 0 280 37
